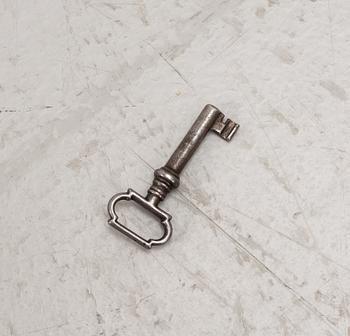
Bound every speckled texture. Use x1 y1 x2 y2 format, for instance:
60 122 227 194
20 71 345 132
1 0 350 335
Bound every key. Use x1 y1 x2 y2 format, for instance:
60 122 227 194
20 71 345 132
107 104 240 249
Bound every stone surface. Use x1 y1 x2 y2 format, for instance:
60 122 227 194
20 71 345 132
1 0 350 335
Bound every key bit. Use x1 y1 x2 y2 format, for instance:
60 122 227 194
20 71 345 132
212 112 239 141
107 104 240 249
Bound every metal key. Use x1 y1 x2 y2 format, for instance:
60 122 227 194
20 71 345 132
107 104 239 249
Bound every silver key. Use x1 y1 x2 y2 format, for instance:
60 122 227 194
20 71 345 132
107 104 240 249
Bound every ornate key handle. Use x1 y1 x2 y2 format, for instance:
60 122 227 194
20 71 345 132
107 104 239 249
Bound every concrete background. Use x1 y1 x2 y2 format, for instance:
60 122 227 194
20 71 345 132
1 0 350 335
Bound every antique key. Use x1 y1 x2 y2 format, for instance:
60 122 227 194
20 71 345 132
108 104 239 249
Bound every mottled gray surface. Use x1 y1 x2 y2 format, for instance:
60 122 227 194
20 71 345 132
1 0 350 335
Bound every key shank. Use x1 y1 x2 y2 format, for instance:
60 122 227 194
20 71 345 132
146 104 239 206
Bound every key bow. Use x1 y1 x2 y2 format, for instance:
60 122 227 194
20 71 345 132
108 189 172 249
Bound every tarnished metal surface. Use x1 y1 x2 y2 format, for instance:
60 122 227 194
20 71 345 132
108 104 239 248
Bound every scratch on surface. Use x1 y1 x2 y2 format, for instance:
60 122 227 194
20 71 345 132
226 203 302 246
25 322 69 335
235 77 316 249
135 293 156 309
226 202 350 275
88 3 120 24
196 31 247 74
177 191 341 334
157 52 193 89
150 251 173 278
127 144 154 170
167 253 237 312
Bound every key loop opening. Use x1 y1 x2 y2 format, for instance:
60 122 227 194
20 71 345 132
107 188 172 249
